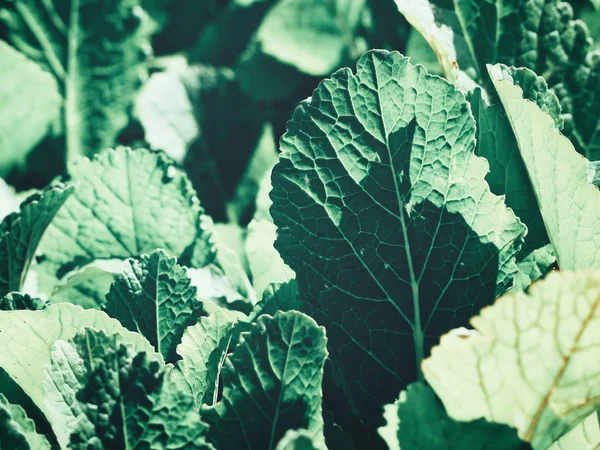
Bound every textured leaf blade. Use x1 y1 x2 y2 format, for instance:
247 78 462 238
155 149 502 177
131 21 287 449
0 183 73 298
422 270 600 449
105 249 205 362
0 303 156 430
490 64 600 270
35 147 214 295
202 311 328 450
1 0 150 159
0 393 51 449
270 49 525 422
0 41 61 175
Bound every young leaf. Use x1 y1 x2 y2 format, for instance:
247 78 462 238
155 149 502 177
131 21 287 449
104 249 205 362
0 303 156 428
270 49 525 422
422 270 600 449
171 309 243 407
513 244 557 292
378 382 528 450
35 147 214 295
202 311 328 450
0 183 73 298
0 41 61 175
490 64 600 270
0 0 150 159
65 332 211 449
0 393 51 450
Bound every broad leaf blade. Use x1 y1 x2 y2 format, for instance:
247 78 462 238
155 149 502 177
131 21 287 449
35 147 214 295
0 41 61 175
202 311 328 450
490 64 600 270
105 249 205 362
0 183 73 298
270 49 525 422
1 0 150 159
422 270 600 449
275 429 326 450
0 303 157 431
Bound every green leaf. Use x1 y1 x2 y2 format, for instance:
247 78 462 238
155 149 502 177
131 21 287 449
469 88 548 254
490 64 600 270
270 50 525 422
187 265 249 313
422 270 600 449
255 0 365 75
35 147 214 295
0 303 157 433
379 382 528 450
202 311 328 450
0 183 73 298
587 160 600 186
0 178 20 221
252 281 301 318
104 249 206 362
513 244 557 292
171 309 243 408
275 429 326 450
0 292 46 311
0 0 150 159
550 413 600 449
0 393 51 450
0 41 61 175
65 331 211 449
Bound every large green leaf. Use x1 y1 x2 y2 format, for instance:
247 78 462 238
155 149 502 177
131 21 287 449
0 303 156 434
422 270 600 449
0 41 61 175
550 413 600 449
378 382 528 450
270 49 525 422
62 330 211 449
0 0 150 159
0 393 51 449
490 64 600 270
0 183 73 298
104 249 206 362
35 147 214 295
397 0 600 159
275 429 326 450
202 311 328 450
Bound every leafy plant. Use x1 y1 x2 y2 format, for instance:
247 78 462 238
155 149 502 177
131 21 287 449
1 0 600 449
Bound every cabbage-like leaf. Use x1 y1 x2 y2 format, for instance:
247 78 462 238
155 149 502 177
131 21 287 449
422 270 600 449
378 382 528 450
0 292 46 311
35 147 214 295
0 41 61 175
270 49 525 422
0 393 51 449
104 249 205 362
0 0 150 159
490 64 600 270
275 429 326 450
513 244 557 292
0 183 73 298
550 413 600 449
0 303 156 438
202 311 328 449
63 330 210 449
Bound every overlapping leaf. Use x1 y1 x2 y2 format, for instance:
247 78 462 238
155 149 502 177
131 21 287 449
0 393 51 449
423 270 600 449
270 49 525 422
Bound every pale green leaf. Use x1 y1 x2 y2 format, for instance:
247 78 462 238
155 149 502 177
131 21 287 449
104 249 206 362
0 183 73 298
0 0 150 159
490 64 600 270
550 413 600 450
275 429 326 450
255 0 365 75
270 50 525 422
35 147 214 295
422 270 600 449
0 303 156 438
0 393 51 449
202 311 328 450
187 265 249 313
0 41 61 175
513 244 557 292
0 179 20 221
171 310 243 408
378 382 528 450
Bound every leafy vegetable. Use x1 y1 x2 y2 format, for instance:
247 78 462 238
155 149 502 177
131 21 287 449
271 49 525 422
0 393 51 449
